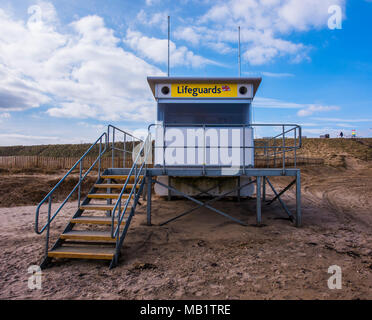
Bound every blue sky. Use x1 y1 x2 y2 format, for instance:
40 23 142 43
0 0 371 145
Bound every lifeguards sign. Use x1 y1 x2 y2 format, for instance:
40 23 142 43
150 78 258 99
171 83 238 98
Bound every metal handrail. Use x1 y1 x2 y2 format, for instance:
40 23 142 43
148 123 302 170
35 132 107 235
107 125 143 169
111 133 152 238
34 124 150 265
107 124 142 141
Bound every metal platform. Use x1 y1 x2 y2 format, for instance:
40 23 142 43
107 167 302 228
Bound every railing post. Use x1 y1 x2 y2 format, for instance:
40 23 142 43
237 177 241 202
296 170 302 227
143 138 149 202
118 200 122 225
78 160 83 208
45 195 52 259
163 124 166 175
134 164 137 199
123 133 127 168
256 176 262 226
168 176 171 201
282 125 286 171
107 178 112 217
115 210 120 264
203 124 206 176
294 127 297 168
132 136 135 168
98 138 102 178
112 128 115 168
243 125 246 175
147 174 152 226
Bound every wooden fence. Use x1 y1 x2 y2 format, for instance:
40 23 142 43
254 156 324 168
0 156 134 170
0 155 323 170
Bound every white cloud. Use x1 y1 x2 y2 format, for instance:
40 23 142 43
0 133 60 141
297 122 318 127
244 71 295 78
201 0 345 32
336 123 354 128
261 72 294 78
124 29 219 68
48 102 98 119
254 98 341 119
174 24 310 65
174 26 201 46
173 25 235 54
311 117 372 123
297 105 340 117
254 97 304 109
0 5 165 121
175 26 309 66
0 112 11 124
277 0 345 32
145 0 161 6
0 64 51 111
77 121 106 131
0 113 11 119
175 0 345 65
242 31 309 65
136 10 169 32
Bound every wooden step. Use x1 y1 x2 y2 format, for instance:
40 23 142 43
94 184 140 190
88 193 130 200
70 216 127 226
60 230 116 242
94 184 125 189
80 204 132 211
80 204 115 211
101 175 143 182
48 245 116 260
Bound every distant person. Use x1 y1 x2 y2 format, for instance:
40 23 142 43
340 131 344 138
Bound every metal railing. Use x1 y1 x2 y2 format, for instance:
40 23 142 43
35 133 107 260
107 125 143 168
35 125 145 260
254 124 302 169
110 132 152 239
35 133 107 235
148 123 302 172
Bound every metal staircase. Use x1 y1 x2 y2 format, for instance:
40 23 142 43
35 125 152 269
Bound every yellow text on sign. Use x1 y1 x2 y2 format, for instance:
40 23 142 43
171 84 238 98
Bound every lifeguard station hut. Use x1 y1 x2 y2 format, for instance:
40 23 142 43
34 76 302 269
148 77 259 199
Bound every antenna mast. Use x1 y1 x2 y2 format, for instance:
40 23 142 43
168 16 170 77
238 26 241 77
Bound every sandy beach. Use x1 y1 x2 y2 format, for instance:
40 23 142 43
0 158 371 300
